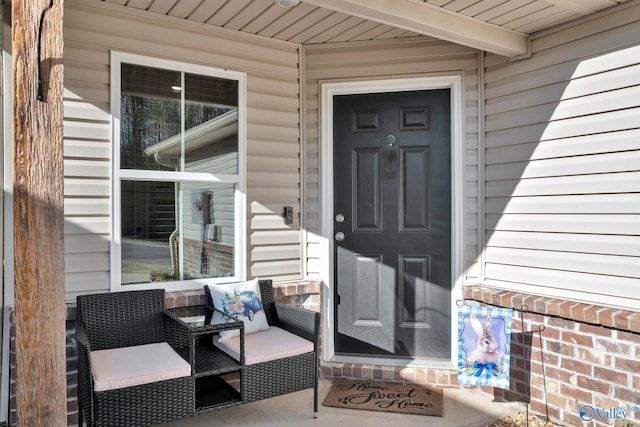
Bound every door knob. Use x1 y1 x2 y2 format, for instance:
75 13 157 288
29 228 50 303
335 232 345 241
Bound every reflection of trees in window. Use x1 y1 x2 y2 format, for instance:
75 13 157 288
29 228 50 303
120 95 180 170
186 103 231 129
120 94 233 170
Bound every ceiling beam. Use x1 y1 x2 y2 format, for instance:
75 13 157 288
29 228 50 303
301 0 528 57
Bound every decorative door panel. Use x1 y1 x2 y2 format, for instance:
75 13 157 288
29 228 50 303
334 89 452 359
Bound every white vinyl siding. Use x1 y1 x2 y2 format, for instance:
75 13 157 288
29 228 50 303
63 1 301 301
482 3 640 309
303 38 481 281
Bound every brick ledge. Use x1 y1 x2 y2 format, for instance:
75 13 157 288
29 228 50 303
165 280 321 310
463 285 640 335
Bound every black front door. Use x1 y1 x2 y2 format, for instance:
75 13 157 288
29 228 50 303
333 89 451 359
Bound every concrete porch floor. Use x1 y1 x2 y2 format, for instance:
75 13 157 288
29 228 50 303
163 379 524 427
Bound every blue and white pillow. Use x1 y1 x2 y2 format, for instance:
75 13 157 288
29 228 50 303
208 278 270 341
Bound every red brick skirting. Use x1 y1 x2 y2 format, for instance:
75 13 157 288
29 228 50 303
463 285 640 427
464 286 640 334
164 280 321 312
320 363 458 387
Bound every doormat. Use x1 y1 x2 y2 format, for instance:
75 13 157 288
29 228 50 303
323 379 444 417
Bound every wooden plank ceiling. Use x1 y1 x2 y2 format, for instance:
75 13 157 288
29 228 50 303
100 0 632 56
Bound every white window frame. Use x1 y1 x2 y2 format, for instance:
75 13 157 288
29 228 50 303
110 51 247 292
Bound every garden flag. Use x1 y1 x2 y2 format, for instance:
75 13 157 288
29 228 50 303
457 305 513 389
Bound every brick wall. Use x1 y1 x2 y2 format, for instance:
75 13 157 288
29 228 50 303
466 286 640 427
7 280 320 426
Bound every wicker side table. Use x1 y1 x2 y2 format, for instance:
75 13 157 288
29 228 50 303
165 306 244 413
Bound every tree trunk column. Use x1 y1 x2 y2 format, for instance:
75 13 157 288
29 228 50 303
12 0 66 425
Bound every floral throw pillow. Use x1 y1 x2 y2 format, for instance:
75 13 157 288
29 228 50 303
208 278 270 341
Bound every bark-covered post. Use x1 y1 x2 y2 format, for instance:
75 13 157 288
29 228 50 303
12 0 66 425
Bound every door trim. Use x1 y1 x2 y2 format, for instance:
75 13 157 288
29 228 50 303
319 75 465 368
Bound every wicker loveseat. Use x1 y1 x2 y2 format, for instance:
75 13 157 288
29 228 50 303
77 280 319 426
76 289 195 426
204 279 320 417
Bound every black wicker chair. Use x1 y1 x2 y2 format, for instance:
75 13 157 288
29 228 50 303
205 279 320 417
76 289 194 426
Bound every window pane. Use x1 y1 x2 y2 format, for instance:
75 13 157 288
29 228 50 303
182 182 236 280
120 63 239 174
121 181 235 285
120 64 181 171
183 73 238 174
121 180 176 284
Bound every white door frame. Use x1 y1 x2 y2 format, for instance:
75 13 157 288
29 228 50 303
319 75 465 368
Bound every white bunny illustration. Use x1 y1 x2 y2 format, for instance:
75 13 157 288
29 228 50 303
468 313 500 365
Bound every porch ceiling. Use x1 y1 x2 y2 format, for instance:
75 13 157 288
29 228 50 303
98 0 631 56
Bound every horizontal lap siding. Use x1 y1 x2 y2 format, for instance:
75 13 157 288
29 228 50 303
303 38 480 280
64 2 301 300
483 3 640 309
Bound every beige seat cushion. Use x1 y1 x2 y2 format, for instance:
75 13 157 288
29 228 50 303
91 342 191 391
214 326 314 365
